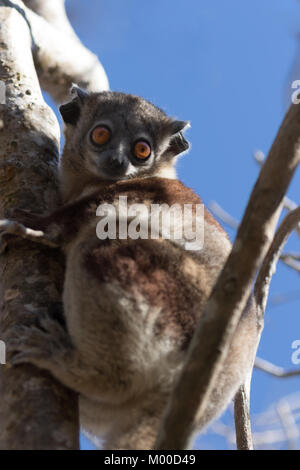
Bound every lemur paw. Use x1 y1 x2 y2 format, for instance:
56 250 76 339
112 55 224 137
0 210 60 251
5 315 73 370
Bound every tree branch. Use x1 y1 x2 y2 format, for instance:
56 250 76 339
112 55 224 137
255 357 300 378
210 201 300 275
155 101 300 449
254 150 300 236
0 4 79 449
280 253 300 273
209 201 239 229
24 0 76 35
5 0 109 103
234 380 253 450
255 207 300 321
276 400 299 450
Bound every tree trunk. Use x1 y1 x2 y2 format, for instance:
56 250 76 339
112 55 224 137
0 4 79 449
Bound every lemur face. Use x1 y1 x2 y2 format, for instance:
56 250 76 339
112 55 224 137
60 87 190 182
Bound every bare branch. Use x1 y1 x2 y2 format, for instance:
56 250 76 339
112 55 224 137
155 100 300 449
255 357 300 378
276 400 299 450
234 379 253 450
280 253 300 273
282 253 300 261
213 391 300 449
255 207 300 321
208 201 239 229
23 0 76 35
4 0 109 102
254 150 300 224
210 201 300 275
0 3 78 449
269 290 300 307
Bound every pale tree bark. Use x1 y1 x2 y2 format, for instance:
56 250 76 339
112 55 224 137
0 0 108 449
0 4 78 449
5 0 109 102
234 381 253 450
155 100 300 449
24 0 77 33
254 206 300 321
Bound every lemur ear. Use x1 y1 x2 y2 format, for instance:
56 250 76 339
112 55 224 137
70 84 90 102
166 120 190 157
59 84 90 125
169 120 190 136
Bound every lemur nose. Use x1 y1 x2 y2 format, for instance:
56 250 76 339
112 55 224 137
109 155 128 174
110 154 127 170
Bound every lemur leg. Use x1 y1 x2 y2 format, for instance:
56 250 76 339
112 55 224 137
4 315 109 399
5 314 136 403
105 412 162 450
99 390 170 450
194 305 260 438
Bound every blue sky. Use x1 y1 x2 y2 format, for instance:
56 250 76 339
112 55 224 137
62 0 300 450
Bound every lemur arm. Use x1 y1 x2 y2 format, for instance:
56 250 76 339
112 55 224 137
0 209 62 252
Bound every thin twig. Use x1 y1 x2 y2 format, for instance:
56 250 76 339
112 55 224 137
255 357 300 378
210 201 300 275
269 290 300 307
208 201 239 229
276 400 299 450
280 253 300 272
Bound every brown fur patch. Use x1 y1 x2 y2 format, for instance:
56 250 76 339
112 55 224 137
84 239 205 350
36 177 228 242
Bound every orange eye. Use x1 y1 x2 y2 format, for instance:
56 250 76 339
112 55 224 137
91 126 111 145
133 141 151 159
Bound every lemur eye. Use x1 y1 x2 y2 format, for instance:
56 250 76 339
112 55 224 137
133 141 151 160
90 126 111 145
